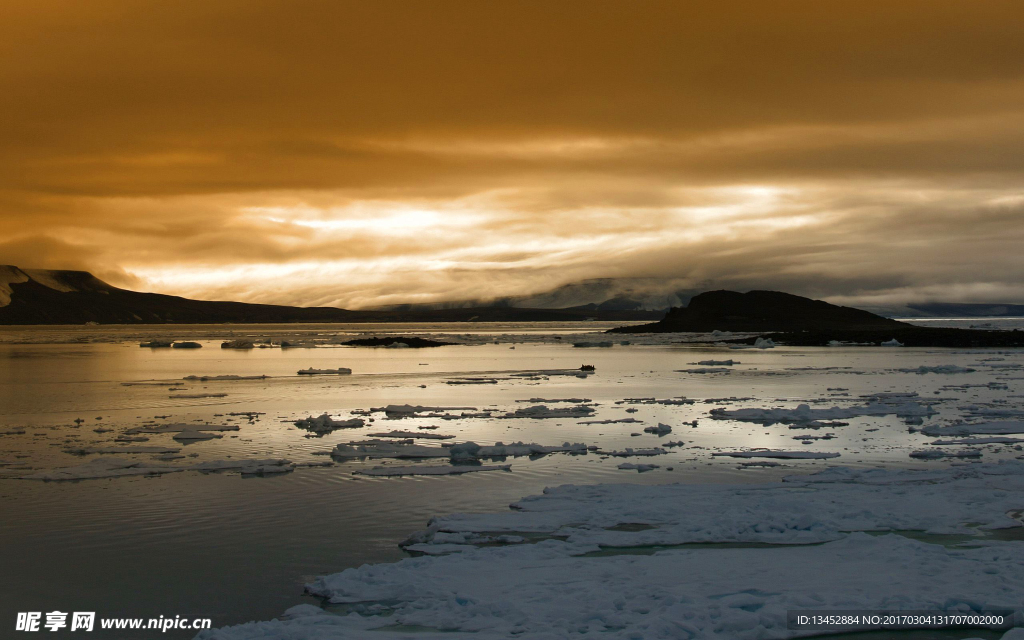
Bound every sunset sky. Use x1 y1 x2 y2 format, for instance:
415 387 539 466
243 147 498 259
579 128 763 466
2 1 1023 309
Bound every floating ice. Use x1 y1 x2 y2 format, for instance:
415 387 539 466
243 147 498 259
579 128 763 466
182 374 267 381
294 414 365 433
712 450 840 459
65 446 181 454
617 463 659 472
355 464 511 477
711 401 934 424
21 457 294 480
366 430 454 440
643 423 672 436
124 423 239 435
909 449 982 459
901 365 976 374
598 448 667 457
501 405 596 419
881 338 904 347
170 393 227 399
331 440 449 459
922 421 1024 437
676 367 731 374
373 404 477 418
205 462 1024 639
172 429 223 441
930 437 1024 445
297 368 352 375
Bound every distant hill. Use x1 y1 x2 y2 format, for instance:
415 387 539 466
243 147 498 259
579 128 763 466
0 266 664 325
610 289 1024 347
613 290 905 333
903 302 1024 318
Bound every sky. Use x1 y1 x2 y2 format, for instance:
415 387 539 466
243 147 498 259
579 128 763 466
2 0 1023 309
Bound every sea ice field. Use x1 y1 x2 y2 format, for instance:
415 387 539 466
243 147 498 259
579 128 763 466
2 320 1024 639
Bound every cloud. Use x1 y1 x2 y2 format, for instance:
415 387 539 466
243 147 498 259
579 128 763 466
1 1 1023 307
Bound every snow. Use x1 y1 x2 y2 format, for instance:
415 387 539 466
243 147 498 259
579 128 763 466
0 265 29 307
201 461 1024 640
711 450 840 459
881 338 905 346
354 464 511 477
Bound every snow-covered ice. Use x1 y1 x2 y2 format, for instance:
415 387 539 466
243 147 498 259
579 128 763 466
200 461 1024 640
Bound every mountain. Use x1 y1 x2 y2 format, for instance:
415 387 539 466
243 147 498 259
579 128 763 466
0 266 664 325
613 290 905 333
610 289 1024 347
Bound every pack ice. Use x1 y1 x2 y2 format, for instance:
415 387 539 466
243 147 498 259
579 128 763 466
198 462 1024 640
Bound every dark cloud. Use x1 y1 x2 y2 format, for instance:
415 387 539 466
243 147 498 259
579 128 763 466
1 1 1023 306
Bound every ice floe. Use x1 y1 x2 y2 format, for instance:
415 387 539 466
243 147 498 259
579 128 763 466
297 368 352 375
354 464 511 477
712 450 840 459
922 421 1024 437
366 430 454 440
294 414 366 434
501 405 595 419
617 462 660 472
21 457 294 480
172 429 223 441
598 447 667 457
65 446 181 454
909 449 983 459
710 401 934 424
203 461 1024 639
643 423 672 436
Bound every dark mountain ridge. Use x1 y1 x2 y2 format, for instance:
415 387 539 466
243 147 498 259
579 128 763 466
0 266 663 325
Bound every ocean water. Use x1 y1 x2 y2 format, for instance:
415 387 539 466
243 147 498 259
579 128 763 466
1 321 1022 637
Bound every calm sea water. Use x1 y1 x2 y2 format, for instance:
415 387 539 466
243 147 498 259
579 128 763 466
1 321 1022 637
